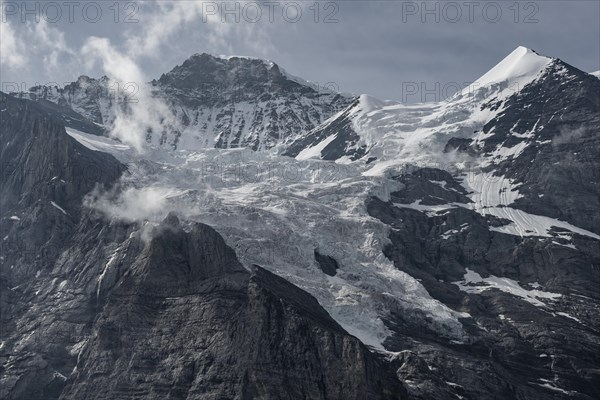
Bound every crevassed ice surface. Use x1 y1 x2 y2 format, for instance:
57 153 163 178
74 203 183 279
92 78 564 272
68 127 469 350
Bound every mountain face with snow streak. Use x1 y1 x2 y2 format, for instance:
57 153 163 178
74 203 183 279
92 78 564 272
2 47 600 400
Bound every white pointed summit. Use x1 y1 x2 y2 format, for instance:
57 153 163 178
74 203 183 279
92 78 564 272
471 46 552 89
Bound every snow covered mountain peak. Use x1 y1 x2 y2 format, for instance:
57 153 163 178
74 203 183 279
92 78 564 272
74 74 109 86
186 52 276 67
463 46 552 95
215 53 277 69
154 52 345 98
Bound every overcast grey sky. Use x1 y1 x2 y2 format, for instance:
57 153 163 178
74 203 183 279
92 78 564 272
1 1 599 101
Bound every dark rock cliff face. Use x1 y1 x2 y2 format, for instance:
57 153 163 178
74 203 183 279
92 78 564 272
1 92 127 399
0 92 125 285
60 215 404 400
283 98 368 161
367 167 600 400
0 93 405 400
0 93 123 212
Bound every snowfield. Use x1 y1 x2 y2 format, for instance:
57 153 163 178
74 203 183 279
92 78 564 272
453 268 562 308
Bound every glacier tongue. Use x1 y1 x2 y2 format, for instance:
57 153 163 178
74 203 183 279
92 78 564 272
69 127 468 350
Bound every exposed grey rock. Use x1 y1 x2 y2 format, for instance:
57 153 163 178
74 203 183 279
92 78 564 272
366 167 600 400
443 137 478 156
59 216 404 400
314 249 339 276
283 98 368 161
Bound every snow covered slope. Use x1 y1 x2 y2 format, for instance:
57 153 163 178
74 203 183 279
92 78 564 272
284 46 600 235
284 46 554 165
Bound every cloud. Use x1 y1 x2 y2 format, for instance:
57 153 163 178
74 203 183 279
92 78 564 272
1 18 80 81
81 36 180 152
125 1 226 57
82 37 145 85
123 1 273 59
551 126 588 147
85 185 185 222
31 19 76 74
0 20 28 69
